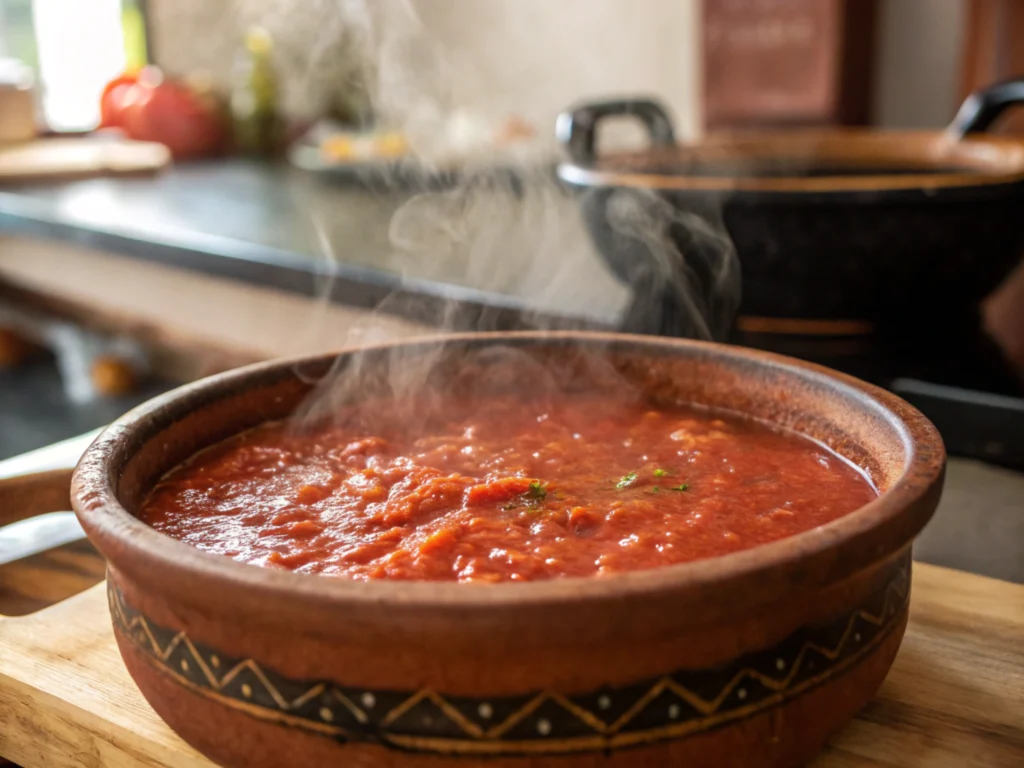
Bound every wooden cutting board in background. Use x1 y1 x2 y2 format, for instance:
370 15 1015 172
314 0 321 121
0 138 170 184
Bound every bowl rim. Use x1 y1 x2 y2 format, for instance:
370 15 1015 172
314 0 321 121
72 331 945 615
557 128 1024 193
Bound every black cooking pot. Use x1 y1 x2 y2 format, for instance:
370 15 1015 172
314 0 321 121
557 80 1024 343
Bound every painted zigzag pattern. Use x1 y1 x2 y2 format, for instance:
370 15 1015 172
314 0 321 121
110 554 909 755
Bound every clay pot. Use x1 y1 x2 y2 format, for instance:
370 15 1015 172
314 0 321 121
71 332 945 767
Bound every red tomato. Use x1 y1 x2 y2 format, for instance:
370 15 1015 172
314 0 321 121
120 67 227 160
99 73 139 128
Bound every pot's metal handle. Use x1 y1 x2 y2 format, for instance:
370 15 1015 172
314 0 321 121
556 98 676 165
948 77 1024 139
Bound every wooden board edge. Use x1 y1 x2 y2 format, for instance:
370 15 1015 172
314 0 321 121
0 667 209 768
0 468 73 526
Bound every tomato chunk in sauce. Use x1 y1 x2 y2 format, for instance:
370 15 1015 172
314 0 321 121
140 393 877 582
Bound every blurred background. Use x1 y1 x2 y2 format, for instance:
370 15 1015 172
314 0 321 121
1 0 1023 466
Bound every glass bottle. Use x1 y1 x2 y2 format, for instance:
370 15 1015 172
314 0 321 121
230 26 281 157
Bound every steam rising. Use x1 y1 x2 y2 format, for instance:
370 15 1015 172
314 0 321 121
604 188 740 340
286 0 741 427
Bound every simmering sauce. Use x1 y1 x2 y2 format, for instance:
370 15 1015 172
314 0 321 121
140 393 877 582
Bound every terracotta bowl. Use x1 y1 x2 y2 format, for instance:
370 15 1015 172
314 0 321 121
72 332 945 768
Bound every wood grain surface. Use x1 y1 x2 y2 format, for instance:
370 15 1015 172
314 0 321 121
0 468 73 527
0 455 100 619
0 235 435 384
0 561 1021 767
0 138 169 184
0 538 103 617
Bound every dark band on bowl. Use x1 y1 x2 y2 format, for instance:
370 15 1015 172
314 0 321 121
109 553 910 757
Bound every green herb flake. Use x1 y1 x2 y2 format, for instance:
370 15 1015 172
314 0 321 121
616 472 638 489
671 483 690 492
650 486 661 494
527 481 547 500
653 468 668 478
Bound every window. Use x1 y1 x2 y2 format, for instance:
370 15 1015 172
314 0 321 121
0 0 37 68
0 0 145 131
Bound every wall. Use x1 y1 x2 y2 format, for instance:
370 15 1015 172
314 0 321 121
149 0 965 135
873 0 966 128
148 0 360 120
408 0 703 138
148 0 703 139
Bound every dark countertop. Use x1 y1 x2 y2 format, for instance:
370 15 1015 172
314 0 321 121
0 161 628 331
0 162 628 460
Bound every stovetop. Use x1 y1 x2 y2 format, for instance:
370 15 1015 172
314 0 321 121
891 378 1024 471
862 321 1022 472
725 309 1024 471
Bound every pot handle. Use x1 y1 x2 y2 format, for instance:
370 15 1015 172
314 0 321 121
948 77 1024 139
556 98 676 165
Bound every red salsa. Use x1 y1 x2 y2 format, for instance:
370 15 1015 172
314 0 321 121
140 393 877 582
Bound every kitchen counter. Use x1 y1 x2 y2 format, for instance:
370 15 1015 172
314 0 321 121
0 160 628 331
913 459 1023 584
0 161 629 462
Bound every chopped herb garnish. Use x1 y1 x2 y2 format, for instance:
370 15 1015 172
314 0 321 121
503 481 548 511
653 468 668 478
671 483 690 492
650 486 661 494
616 471 638 489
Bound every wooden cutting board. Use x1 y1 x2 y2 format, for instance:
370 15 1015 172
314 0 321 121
0 563 1021 767
0 138 170 184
